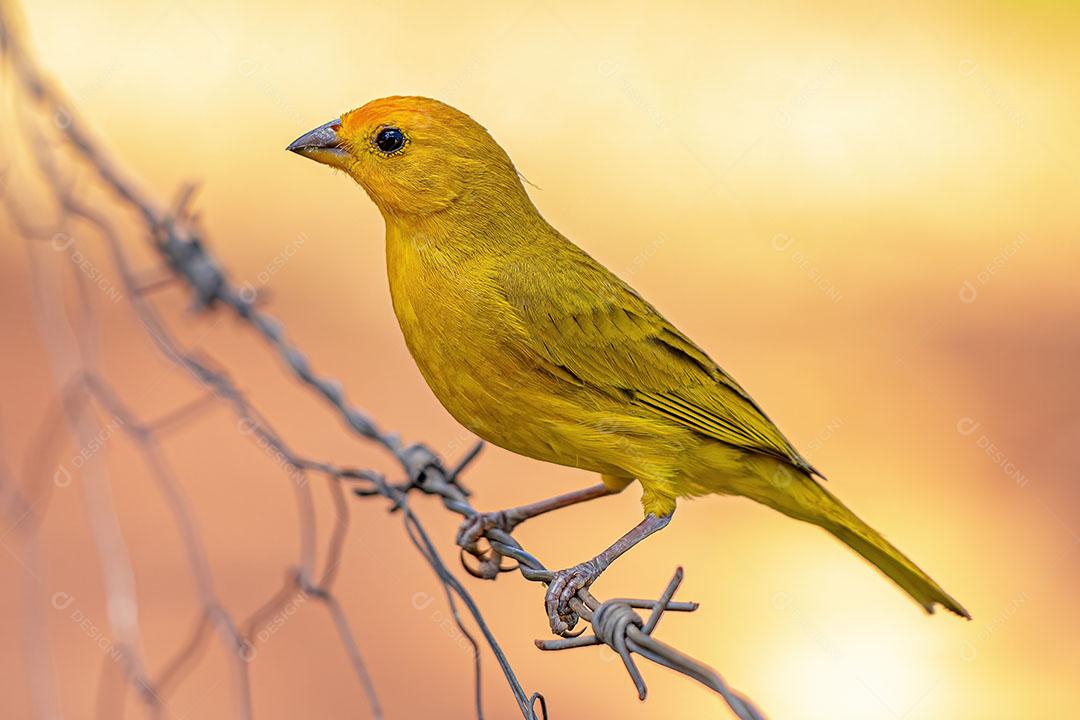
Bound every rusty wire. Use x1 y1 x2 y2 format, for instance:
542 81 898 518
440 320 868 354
0 1 764 717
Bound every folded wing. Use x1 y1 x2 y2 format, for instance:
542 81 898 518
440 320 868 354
500 243 819 475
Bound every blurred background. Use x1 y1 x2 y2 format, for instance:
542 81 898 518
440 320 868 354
1 0 1077 718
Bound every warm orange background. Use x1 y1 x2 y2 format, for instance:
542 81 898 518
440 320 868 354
2 1 1078 718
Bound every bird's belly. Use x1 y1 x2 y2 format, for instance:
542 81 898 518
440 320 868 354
402 310 587 465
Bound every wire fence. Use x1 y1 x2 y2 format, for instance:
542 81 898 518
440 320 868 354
0 2 764 717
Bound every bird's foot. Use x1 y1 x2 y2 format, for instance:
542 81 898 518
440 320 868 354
456 509 521 549
456 509 521 579
545 559 604 636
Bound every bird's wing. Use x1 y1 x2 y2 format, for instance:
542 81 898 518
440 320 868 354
500 245 817 473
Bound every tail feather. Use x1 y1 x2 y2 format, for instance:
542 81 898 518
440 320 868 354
733 463 970 619
825 510 970 619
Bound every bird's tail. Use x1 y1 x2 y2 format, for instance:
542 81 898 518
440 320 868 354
731 461 970 618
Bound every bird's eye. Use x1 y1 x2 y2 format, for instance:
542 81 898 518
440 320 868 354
374 127 406 154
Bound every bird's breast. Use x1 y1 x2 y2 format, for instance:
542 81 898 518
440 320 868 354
385 231 539 447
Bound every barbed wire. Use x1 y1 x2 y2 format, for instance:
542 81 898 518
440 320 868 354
0 2 764 717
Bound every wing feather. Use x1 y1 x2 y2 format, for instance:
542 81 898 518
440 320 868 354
501 245 817 474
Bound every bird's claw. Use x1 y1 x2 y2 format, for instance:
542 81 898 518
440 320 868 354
459 546 518 580
456 510 518 552
456 510 520 580
545 560 602 636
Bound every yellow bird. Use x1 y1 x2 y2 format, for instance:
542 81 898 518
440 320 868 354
288 96 969 635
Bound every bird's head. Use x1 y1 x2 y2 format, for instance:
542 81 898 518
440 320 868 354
287 96 527 219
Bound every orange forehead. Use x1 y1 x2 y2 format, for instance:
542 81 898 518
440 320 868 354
340 96 481 139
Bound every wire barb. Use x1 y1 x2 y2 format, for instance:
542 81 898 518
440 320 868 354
534 568 696 701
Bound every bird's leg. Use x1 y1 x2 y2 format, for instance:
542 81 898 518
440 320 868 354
545 512 672 636
456 482 615 558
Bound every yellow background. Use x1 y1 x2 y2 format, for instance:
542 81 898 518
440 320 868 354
2 1 1077 718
